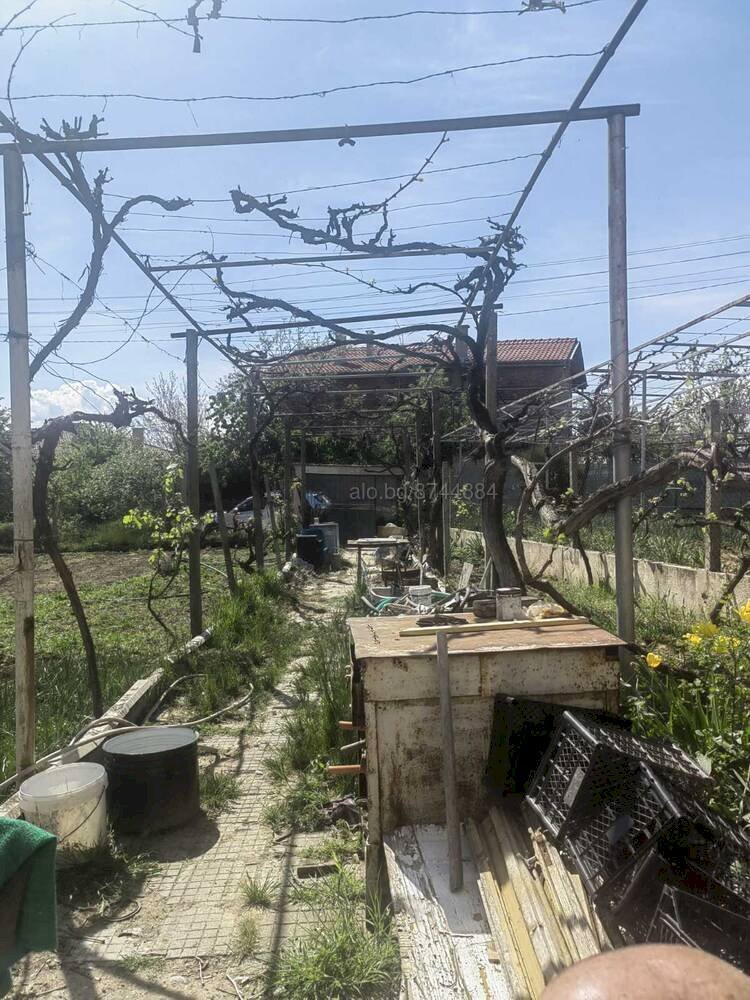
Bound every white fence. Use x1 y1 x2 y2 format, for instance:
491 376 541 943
453 530 749 616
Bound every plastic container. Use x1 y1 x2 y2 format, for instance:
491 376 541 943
19 763 108 854
104 726 199 834
525 711 711 840
647 886 750 973
486 696 631 796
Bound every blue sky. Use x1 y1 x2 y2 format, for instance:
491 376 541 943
1 0 748 420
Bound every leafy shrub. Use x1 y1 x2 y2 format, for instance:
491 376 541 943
60 519 151 552
630 603 750 829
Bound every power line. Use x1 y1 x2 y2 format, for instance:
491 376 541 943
12 50 601 105
5 2 606 33
103 153 543 204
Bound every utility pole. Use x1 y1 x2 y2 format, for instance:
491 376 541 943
247 377 264 569
185 330 203 636
4 149 35 774
608 113 635 646
283 423 293 558
705 399 722 573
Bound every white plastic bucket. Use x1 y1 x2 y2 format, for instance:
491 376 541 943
19 763 108 856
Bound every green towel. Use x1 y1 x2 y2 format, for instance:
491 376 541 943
0 817 57 997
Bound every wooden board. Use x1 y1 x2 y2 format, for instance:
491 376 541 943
348 613 624 661
398 617 588 638
384 825 513 999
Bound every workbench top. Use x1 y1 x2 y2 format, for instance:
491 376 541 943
348 613 624 660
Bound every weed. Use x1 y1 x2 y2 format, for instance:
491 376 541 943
263 763 336 835
118 955 161 975
242 871 278 909
200 770 241 818
56 836 156 914
235 913 260 959
289 862 364 908
306 826 363 864
272 902 400 1000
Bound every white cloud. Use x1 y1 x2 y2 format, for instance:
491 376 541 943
30 380 119 423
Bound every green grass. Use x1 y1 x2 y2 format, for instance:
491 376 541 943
306 826 363 864
263 610 355 834
0 563 298 784
200 770 241 818
56 836 156 915
118 955 161 975
242 871 279 909
289 861 365 908
60 519 152 552
235 913 260 959
272 902 400 1000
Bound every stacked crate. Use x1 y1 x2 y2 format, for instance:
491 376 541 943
523 710 750 972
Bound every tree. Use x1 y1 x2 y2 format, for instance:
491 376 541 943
48 424 169 533
144 371 207 457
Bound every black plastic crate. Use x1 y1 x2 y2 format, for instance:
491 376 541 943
596 787 750 925
563 764 699 899
525 711 710 840
485 696 630 796
647 886 750 974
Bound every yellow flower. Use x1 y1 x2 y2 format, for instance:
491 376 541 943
683 632 703 646
739 601 750 623
646 652 662 669
713 635 741 654
692 621 719 638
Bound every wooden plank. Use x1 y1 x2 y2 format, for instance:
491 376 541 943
530 829 606 962
384 825 512 999
399 617 587 638
436 633 462 892
481 817 546 999
466 820 532 996
458 561 474 590
490 807 570 983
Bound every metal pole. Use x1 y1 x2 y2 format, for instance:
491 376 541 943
431 389 443 570
283 423 293 559
436 632 463 892
4 149 35 774
485 310 498 426
207 460 237 596
300 432 308 527
608 113 635 646
247 378 265 569
705 399 722 573
185 330 203 636
442 460 452 579
484 312 500 590
640 373 647 509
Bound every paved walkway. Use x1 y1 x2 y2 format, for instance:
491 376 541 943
12 561 355 999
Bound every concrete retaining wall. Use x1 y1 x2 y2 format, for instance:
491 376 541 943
452 529 750 615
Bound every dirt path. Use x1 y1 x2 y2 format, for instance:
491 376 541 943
10 560 356 1000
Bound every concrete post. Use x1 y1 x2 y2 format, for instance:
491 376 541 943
4 149 35 773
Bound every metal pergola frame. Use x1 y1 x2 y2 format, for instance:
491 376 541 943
2 95 642 774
